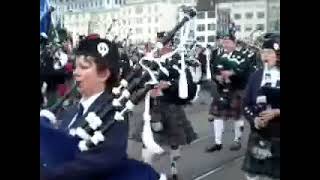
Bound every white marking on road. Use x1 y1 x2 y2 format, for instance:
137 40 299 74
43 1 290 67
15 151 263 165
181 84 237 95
190 135 210 145
193 156 245 180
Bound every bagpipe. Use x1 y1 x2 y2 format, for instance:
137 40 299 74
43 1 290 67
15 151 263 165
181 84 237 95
244 63 280 119
105 18 118 41
40 7 197 180
40 42 73 109
40 4 73 108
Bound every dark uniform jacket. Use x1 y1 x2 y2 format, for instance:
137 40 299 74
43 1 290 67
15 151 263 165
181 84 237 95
242 69 280 178
243 69 280 139
41 91 129 180
211 50 254 92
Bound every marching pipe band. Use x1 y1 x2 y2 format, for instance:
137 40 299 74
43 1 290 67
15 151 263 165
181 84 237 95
41 36 167 180
40 6 199 180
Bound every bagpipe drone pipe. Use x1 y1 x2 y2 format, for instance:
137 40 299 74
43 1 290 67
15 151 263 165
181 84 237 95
40 52 169 180
40 38 71 87
40 7 197 179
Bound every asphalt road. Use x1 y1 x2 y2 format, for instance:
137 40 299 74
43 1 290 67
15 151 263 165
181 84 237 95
126 88 251 180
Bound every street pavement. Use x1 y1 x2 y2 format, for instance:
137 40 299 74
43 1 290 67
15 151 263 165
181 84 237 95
126 88 251 180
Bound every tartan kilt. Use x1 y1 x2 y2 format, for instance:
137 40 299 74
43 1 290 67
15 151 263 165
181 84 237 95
150 102 198 146
209 90 244 120
131 101 198 147
242 131 280 179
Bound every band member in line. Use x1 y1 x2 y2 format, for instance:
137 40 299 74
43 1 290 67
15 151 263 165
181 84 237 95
137 32 198 180
41 35 166 180
206 34 253 152
242 35 280 180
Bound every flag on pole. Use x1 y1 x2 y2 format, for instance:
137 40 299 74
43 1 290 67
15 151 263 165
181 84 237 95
40 0 52 36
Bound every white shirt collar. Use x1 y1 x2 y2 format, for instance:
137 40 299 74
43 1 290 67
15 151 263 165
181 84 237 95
261 66 280 87
79 91 104 114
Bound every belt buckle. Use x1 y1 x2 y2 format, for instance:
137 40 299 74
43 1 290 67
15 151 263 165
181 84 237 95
153 99 158 106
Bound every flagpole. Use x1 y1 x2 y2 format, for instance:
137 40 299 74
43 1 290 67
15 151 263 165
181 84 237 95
49 8 61 43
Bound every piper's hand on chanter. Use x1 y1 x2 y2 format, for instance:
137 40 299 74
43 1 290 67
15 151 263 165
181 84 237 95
215 75 223 83
158 80 171 90
254 117 267 129
220 70 234 79
259 109 280 123
150 81 171 97
150 88 162 97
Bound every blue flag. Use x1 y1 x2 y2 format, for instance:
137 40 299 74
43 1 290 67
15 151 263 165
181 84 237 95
40 0 52 36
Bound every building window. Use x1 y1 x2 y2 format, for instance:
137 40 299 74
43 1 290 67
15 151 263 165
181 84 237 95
274 19 280 31
236 25 241 32
245 12 253 19
148 27 151 34
207 23 216 31
135 6 143 14
107 0 110 4
257 12 265 19
207 11 215 18
136 18 143 24
197 24 205 31
155 5 158 12
148 17 151 23
148 6 151 13
256 24 265 31
234 13 241 20
245 25 253 32
136 28 143 34
155 17 159 23
197 12 205 19
115 0 118 4
100 0 103 6
208 35 215 42
155 27 159 33
128 8 131 15
196 36 205 42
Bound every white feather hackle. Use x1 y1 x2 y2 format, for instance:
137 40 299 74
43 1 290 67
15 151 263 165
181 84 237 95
141 91 164 154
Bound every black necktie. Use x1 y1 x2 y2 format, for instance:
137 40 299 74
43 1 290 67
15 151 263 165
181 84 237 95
71 103 84 128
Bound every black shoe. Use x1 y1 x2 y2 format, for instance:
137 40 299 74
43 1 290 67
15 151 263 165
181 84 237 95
167 174 179 180
205 144 223 152
230 141 241 151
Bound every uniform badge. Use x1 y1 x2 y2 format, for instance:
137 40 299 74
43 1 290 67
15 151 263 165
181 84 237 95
265 73 271 81
97 42 109 57
273 43 279 50
217 65 223 69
